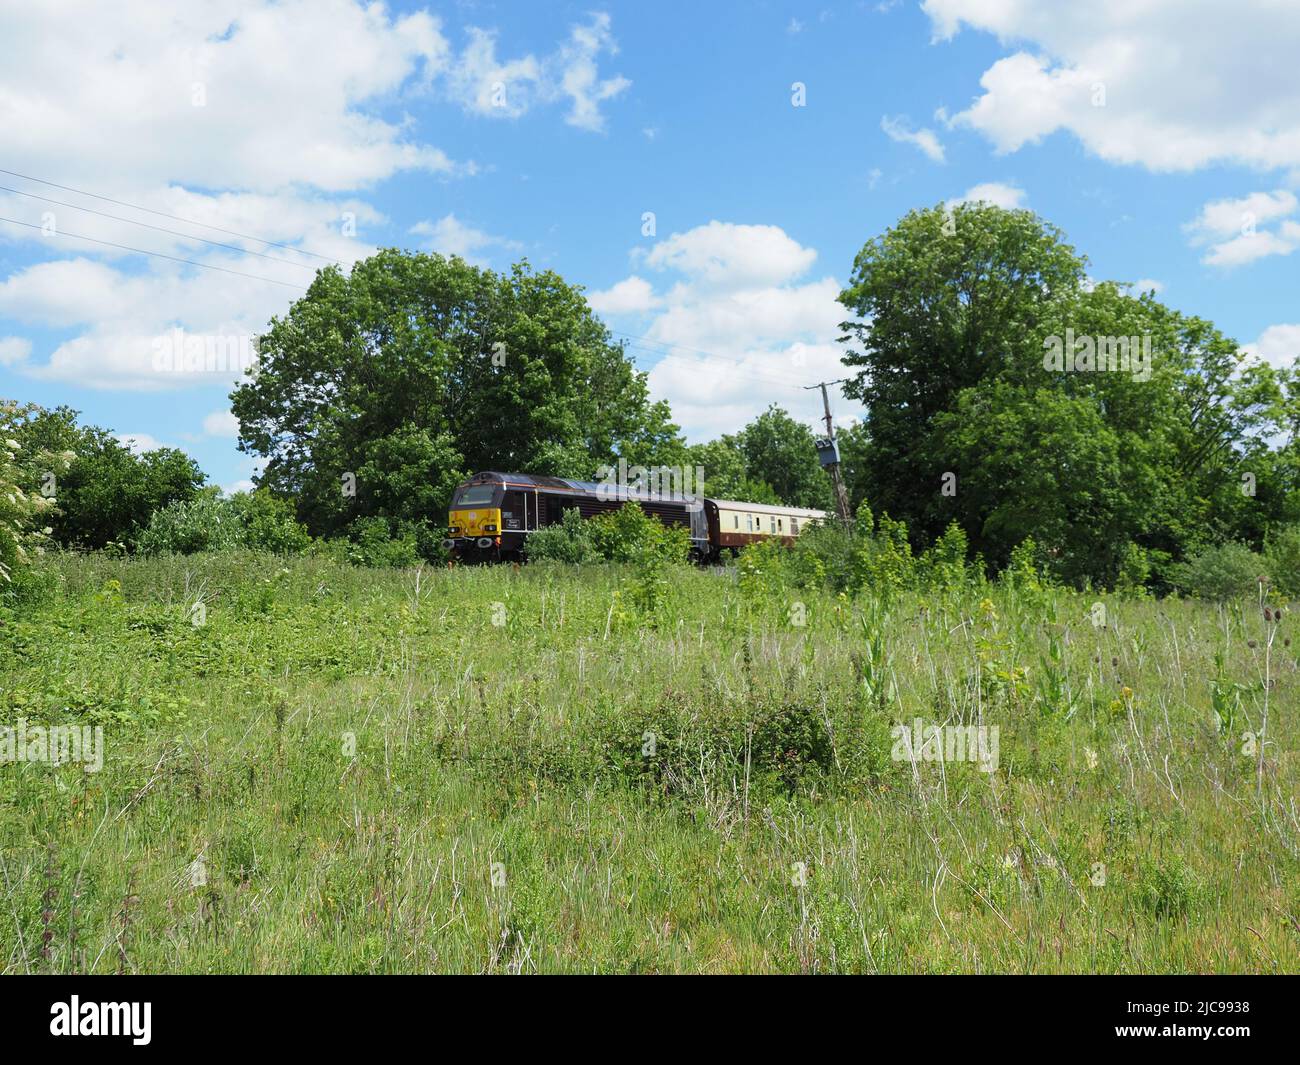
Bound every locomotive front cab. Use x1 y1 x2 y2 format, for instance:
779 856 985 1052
443 479 505 560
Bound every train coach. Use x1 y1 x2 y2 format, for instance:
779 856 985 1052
441 470 827 563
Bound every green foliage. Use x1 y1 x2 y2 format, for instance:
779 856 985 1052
588 503 689 565
337 516 421 568
229 489 312 554
1173 542 1267 602
231 251 683 538
1 400 71 588
133 492 247 555
921 521 969 590
14 405 204 549
523 508 597 564
852 514 915 598
1115 542 1152 596
837 203 1291 588
735 406 834 510
1264 524 1300 598
135 490 313 557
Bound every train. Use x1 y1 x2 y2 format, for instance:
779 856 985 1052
441 470 828 563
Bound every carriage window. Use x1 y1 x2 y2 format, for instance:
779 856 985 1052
746 514 753 532
778 519 783 531
453 484 496 506
770 517 776 533
791 518 799 535
734 515 739 529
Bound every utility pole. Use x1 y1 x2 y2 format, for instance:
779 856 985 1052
805 379 853 524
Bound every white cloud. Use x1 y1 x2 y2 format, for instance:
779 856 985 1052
587 276 662 316
409 213 520 264
115 432 167 454
203 409 240 438
0 336 31 367
1242 323 1300 370
0 2 630 391
599 222 855 440
222 478 257 496
1184 191 1300 267
442 12 629 132
881 115 946 163
925 1 1300 174
1129 278 1165 295
641 221 818 291
951 181 1027 209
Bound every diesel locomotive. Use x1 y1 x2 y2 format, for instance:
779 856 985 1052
442 470 827 563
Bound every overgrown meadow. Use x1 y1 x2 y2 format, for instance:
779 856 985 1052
1 551 1296 973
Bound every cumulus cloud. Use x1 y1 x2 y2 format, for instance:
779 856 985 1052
881 115 946 163
115 432 168 454
925 1 1300 174
1184 191 1300 268
1242 323 1300 370
410 213 522 264
586 276 662 316
594 222 855 440
203 409 240 438
951 182 1027 209
0 2 623 391
442 12 630 132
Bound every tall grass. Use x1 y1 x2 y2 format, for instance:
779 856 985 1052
0 552 1296 972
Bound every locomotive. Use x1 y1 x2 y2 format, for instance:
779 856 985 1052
442 470 827 563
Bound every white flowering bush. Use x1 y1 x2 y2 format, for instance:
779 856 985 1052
0 400 72 584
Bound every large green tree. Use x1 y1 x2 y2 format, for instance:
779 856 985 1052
15 405 204 549
230 250 685 537
839 204 1291 587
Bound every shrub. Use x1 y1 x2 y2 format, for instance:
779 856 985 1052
588 503 690 565
1173 542 1266 602
1264 525 1300 598
339 516 420 568
853 513 915 598
133 492 247 555
788 518 855 590
230 490 312 554
524 508 597 563
1 400 71 588
1115 541 1151 596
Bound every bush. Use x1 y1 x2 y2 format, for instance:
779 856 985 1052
524 508 597 563
588 503 690 565
1173 542 1266 602
1115 541 1151 596
338 516 421 568
1 400 71 588
788 518 855 590
1265 525 1300 598
230 490 312 554
133 493 247 555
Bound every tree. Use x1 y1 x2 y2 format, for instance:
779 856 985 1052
837 204 1291 588
15 406 204 549
687 436 779 503
231 251 685 538
737 406 834 509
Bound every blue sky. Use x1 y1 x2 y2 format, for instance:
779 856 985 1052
2 0 1298 492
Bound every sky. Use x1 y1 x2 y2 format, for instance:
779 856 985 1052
1 0 1298 493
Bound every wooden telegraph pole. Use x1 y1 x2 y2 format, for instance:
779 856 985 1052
805 379 853 524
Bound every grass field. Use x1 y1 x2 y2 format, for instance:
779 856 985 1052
1 552 1297 973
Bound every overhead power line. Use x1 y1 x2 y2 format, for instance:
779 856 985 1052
0 184 320 272
0 166 339 263
0 214 310 291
